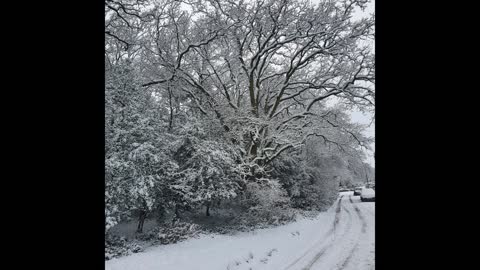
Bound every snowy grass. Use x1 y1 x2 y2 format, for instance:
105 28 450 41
109 218 158 240
106 199 340 270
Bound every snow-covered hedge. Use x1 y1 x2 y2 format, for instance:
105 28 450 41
226 181 296 230
105 234 143 260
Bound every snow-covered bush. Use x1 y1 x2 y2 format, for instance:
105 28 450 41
231 180 296 228
105 155 134 231
105 107 179 231
105 234 144 260
135 221 203 245
292 166 339 211
271 146 344 211
170 124 244 214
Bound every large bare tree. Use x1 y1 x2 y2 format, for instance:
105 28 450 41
107 0 375 181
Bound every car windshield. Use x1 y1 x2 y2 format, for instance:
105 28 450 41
361 188 375 195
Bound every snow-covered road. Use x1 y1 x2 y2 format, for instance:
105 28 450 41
285 193 375 270
106 192 375 270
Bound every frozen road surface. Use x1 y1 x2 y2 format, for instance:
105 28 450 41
106 191 375 270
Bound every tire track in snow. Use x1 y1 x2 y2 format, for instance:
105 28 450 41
349 196 367 233
353 197 374 218
355 203 375 270
333 196 362 270
300 196 354 270
335 196 372 270
337 242 359 270
334 201 353 243
283 196 345 270
359 204 374 218
333 195 343 230
285 195 373 270
332 200 358 270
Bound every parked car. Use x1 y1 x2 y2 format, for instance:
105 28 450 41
353 186 364 196
360 188 375 202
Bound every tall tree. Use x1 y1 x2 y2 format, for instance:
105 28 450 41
140 0 375 180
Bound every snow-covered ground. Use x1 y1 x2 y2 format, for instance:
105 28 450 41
106 191 375 270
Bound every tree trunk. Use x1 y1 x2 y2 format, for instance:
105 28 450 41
172 204 181 225
205 201 211 216
137 210 147 233
168 86 174 131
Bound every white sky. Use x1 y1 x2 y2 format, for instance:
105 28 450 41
350 110 375 167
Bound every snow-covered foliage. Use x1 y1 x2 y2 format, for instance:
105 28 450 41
105 234 143 260
170 122 244 209
270 131 370 211
154 221 202 245
232 181 295 227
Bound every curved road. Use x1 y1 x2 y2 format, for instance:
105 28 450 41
283 192 375 270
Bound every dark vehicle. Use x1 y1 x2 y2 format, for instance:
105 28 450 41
353 186 364 196
360 188 375 202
